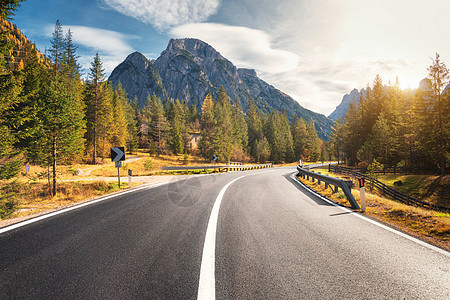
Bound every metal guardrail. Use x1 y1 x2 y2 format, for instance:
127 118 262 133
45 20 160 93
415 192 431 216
296 165 360 209
329 165 450 212
162 163 273 173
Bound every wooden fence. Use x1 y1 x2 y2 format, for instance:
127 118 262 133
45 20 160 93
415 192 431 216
329 165 449 212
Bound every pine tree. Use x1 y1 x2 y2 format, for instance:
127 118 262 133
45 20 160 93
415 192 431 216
48 20 65 75
110 88 127 147
62 28 82 89
0 9 25 179
29 78 85 196
167 99 185 155
148 95 169 156
231 98 248 152
98 82 114 160
115 83 139 153
426 53 449 175
212 87 234 162
306 121 321 162
84 53 106 164
199 92 215 159
264 110 294 163
291 117 309 161
246 99 264 159
0 0 25 20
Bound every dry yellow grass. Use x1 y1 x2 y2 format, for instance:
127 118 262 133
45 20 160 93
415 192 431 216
296 173 450 251
1 179 129 221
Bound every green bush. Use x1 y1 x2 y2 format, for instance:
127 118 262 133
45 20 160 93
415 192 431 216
0 193 17 219
144 158 154 171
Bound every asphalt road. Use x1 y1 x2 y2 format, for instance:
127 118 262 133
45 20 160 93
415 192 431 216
0 167 449 299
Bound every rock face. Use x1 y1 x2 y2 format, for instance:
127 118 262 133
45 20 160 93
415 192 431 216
109 38 334 139
328 88 361 121
109 52 167 103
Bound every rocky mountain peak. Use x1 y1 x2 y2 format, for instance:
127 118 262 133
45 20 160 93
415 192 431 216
109 38 335 140
328 88 361 121
123 51 150 72
164 38 222 60
238 68 257 77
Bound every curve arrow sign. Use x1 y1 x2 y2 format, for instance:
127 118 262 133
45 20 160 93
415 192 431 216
111 147 125 162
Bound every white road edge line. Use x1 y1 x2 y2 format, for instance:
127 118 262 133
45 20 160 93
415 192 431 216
290 172 450 257
0 180 176 235
197 174 247 300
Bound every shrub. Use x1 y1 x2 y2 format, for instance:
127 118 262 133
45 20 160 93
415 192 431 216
144 158 154 171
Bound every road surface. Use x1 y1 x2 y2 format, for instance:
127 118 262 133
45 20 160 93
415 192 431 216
0 167 449 299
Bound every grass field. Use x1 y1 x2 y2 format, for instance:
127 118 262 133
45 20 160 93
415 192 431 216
0 152 278 221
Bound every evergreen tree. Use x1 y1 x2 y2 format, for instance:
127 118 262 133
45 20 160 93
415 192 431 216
0 8 25 179
199 92 215 159
110 88 127 147
246 99 264 159
115 83 139 153
264 110 294 163
306 121 321 162
291 117 308 161
61 29 82 89
167 99 185 155
426 53 449 175
84 53 106 164
231 98 248 152
0 0 25 20
148 95 169 156
29 79 84 196
48 20 65 75
212 87 234 162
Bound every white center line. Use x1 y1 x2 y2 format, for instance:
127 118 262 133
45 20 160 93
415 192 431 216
197 174 247 300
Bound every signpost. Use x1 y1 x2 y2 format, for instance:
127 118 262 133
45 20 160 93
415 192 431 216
111 147 125 162
111 147 125 188
359 178 366 212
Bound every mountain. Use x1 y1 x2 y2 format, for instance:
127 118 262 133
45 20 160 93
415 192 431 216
109 38 334 139
329 79 450 121
328 88 361 121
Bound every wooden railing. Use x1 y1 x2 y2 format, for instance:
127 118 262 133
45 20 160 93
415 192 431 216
329 165 449 212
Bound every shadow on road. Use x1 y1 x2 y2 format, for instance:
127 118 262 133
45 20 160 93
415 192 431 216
282 172 334 207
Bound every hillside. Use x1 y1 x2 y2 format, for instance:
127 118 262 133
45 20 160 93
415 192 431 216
0 18 47 72
109 38 335 140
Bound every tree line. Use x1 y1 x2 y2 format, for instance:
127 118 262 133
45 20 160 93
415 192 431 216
1 15 324 196
330 54 449 176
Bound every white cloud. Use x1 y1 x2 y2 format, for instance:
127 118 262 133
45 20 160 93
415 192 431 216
171 23 299 73
46 25 134 75
63 25 133 57
102 0 220 30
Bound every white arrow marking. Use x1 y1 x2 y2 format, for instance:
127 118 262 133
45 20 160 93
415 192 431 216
112 147 124 162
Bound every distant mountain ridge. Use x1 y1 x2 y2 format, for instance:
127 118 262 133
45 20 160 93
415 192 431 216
109 38 334 139
328 88 362 121
328 81 450 121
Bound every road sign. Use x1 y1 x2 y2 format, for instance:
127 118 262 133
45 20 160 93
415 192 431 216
359 178 365 188
213 154 218 162
111 147 125 162
115 161 122 168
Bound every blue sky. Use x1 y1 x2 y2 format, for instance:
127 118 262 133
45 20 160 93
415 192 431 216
12 0 450 115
